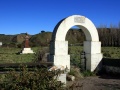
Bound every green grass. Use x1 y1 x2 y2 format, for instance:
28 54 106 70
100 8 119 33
69 46 120 59
68 46 120 68
0 46 120 64
0 47 42 63
68 46 83 68
102 47 120 59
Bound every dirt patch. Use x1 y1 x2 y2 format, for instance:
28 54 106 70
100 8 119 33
67 75 120 90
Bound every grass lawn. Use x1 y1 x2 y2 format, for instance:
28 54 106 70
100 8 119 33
102 47 120 59
0 47 42 63
0 46 120 64
69 46 120 59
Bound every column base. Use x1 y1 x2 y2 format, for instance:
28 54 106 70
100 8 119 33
20 48 34 54
49 55 70 70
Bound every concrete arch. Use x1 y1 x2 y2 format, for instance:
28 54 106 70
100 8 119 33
52 15 99 41
50 15 103 72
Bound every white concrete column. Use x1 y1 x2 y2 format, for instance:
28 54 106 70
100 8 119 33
49 41 70 70
50 41 68 55
84 41 101 54
83 41 103 71
85 53 103 72
50 55 70 70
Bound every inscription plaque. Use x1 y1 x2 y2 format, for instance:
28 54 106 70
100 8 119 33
74 16 85 23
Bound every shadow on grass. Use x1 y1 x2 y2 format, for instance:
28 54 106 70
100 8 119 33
97 58 120 80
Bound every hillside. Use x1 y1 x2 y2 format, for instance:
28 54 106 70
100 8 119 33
1 27 120 47
0 29 85 47
0 34 15 43
30 32 52 46
12 33 32 44
66 29 85 45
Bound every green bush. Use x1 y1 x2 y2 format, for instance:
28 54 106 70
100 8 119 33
68 66 83 79
70 54 81 68
81 70 96 77
1 65 64 90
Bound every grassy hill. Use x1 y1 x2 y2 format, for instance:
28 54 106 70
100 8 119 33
0 34 15 43
0 29 85 47
30 32 52 46
66 29 85 44
12 33 32 44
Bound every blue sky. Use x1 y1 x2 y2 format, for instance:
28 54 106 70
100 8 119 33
0 0 120 35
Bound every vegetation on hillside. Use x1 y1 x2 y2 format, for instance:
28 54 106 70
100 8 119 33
1 25 120 47
0 29 85 47
98 24 120 46
30 32 52 47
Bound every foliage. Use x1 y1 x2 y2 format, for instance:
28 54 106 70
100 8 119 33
69 46 83 68
70 54 81 67
30 32 52 47
102 47 120 59
1 65 64 90
0 34 14 43
68 66 83 79
33 47 49 63
66 29 85 44
81 70 96 77
98 24 120 47
0 29 85 47
1 25 120 47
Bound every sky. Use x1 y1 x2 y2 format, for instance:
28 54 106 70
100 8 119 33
0 0 120 35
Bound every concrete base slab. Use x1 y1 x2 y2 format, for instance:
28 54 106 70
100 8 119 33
20 48 34 54
57 74 66 85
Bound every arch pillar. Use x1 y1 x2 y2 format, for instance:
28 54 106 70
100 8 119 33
84 41 102 71
49 41 70 69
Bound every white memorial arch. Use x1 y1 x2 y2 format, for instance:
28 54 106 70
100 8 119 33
49 15 103 72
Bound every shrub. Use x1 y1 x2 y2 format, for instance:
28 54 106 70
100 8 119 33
68 66 83 79
70 54 81 68
33 47 49 63
81 70 96 77
1 65 64 90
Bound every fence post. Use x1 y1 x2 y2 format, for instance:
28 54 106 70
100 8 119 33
80 51 86 71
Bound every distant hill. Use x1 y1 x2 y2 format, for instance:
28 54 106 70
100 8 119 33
0 29 85 47
12 33 32 44
1 27 120 47
30 32 52 46
0 34 15 43
29 29 85 46
66 28 85 44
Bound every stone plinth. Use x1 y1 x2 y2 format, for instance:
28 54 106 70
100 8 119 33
20 48 34 54
57 74 66 85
